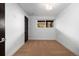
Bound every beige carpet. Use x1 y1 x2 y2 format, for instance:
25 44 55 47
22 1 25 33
14 40 75 56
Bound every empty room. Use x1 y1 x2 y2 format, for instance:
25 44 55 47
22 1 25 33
0 3 79 56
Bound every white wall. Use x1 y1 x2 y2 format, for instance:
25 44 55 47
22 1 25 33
28 16 56 40
5 3 28 56
55 3 79 55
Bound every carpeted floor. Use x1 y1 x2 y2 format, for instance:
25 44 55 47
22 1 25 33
14 40 75 56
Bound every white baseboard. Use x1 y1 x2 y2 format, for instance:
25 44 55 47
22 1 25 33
56 30 79 56
28 38 56 40
5 38 24 56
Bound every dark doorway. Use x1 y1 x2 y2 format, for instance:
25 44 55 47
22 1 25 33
0 3 5 56
25 16 28 43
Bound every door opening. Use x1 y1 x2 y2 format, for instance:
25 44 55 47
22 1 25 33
25 16 28 43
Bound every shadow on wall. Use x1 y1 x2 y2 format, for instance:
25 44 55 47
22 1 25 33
56 29 79 56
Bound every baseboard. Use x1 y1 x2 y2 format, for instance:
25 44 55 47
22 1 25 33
5 37 24 56
28 39 56 40
56 39 79 56
56 30 79 56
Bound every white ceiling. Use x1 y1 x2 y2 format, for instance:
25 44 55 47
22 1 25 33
19 3 70 17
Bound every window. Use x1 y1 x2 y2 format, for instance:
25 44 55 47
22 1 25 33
37 20 54 28
37 20 46 28
46 20 53 28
